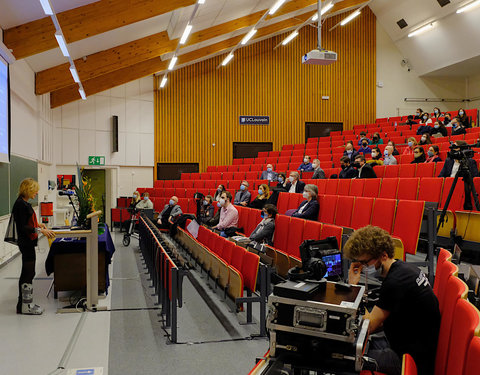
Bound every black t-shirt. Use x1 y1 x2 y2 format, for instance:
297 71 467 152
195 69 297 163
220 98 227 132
12 196 38 245
161 205 174 223
376 261 440 375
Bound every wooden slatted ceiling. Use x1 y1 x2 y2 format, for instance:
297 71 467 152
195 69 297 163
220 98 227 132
3 0 197 59
50 11 317 108
154 9 376 175
36 0 368 95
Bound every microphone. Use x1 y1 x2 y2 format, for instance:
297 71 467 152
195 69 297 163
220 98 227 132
58 190 75 196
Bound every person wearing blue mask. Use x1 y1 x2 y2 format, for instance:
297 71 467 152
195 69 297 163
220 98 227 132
312 159 326 179
425 145 442 163
451 117 466 135
457 108 471 128
343 141 359 162
136 191 154 209
429 121 447 137
260 164 278 181
157 196 182 229
233 180 251 206
249 184 270 209
383 146 397 166
345 226 440 375
198 195 214 224
214 184 226 202
249 204 277 246
291 184 320 221
297 155 313 172
403 137 417 155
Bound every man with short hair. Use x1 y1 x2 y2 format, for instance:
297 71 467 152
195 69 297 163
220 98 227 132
260 164 278 181
311 159 326 179
354 155 377 179
285 171 305 193
339 156 357 179
214 191 239 237
234 180 251 206
297 155 313 172
357 131 370 146
157 196 182 229
383 146 397 166
136 191 154 209
344 226 440 375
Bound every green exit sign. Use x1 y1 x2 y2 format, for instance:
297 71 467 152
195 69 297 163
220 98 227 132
88 156 105 166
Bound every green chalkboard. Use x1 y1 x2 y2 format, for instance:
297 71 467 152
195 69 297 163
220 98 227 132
0 155 38 216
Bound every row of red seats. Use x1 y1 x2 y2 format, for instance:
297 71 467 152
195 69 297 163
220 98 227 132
375 108 478 124
403 249 480 375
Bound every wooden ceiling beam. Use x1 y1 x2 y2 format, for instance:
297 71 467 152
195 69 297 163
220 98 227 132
3 0 197 59
50 11 317 108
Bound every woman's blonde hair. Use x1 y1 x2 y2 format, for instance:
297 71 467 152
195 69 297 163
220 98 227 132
408 137 418 146
18 178 39 198
260 184 270 197
132 190 141 203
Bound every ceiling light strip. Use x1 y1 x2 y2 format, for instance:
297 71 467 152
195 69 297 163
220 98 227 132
328 1 371 32
407 23 435 37
457 0 480 13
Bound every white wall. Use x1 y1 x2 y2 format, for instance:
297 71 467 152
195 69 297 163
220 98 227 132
376 20 468 118
467 73 480 111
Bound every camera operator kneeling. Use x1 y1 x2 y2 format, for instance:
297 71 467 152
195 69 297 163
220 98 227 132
345 226 440 375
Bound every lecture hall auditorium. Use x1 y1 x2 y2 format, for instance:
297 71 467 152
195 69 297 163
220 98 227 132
1 1 480 375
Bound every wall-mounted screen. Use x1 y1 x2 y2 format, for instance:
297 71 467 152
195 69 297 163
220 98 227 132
0 55 9 163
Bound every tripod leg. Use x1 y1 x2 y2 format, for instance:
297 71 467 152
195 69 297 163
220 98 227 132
437 173 460 232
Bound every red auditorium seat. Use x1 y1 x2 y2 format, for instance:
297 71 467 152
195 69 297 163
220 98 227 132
349 179 365 197
399 164 416 178
276 192 290 214
433 260 458 314
111 208 121 229
378 178 399 199
164 187 175 197
232 158 242 165
177 198 189 213
241 252 260 293
350 197 374 229
246 208 262 237
185 188 196 198
334 196 355 228
464 336 480 375
320 224 343 249
392 200 424 256
337 179 351 196
175 188 187 198
415 163 435 177
417 178 444 203
363 179 381 198
439 178 465 210
230 246 246 275
183 180 194 188
287 217 305 258
274 215 290 252
200 172 211 179
384 165 400 178
374 165 385 178
181 173 191 180
397 178 419 200
250 164 263 172
154 180 164 188
303 220 322 241
282 144 293 150
399 154 414 164
370 198 396 233
258 151 269 158
325 179 339 195
222 241 235 264
318 194 338 224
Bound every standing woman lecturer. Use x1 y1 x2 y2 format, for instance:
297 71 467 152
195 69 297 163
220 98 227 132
12 178 55 314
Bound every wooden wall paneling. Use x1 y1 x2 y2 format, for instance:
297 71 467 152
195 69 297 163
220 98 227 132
154 9 376 173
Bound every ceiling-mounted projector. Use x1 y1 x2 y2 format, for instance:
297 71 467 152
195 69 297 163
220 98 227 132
302 49 337 65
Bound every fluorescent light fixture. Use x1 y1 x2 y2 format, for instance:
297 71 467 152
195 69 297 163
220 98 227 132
198 0 205 3
78 87 86 100
241 29 257 45
322 2 334 15
457 0 480 13
69 65 80 83
54 32 70 57
269 0 287 15
180 24 193 44
39 0 53 15
160 76 168 88
221 53 234 66
312 13 318 21
168 56 177 71
408 23 435 37
340 10 361 26
282 31 299 45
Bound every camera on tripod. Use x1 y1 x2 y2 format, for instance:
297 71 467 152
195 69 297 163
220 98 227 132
448 143 475 161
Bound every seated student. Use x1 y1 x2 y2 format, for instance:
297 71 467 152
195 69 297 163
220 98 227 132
157 196 183 229
249 204 277 245
358 139 372 155
345 226 440 375
430 120 447 137
198 195 215 224
425 145 442 163
213 191 239 237
354 155 377 178
458 108 471 128
403 137 418 155
260 164 278 182
214 184 226 202
311 159 326 179
369 132 384 146
343 141 359 162
419 111 432 125
432 107 442 120
383 146 398 166
414 108 424 120
416 119 432 135
250 184 270 210
136 192 154 209
268 173 288 206
405 115 417 126
298 155 313 172
129 191 141 210
411 146 426 164
451 118 467 135
443 112 452 126
357 131 370 146
285 171 305 193
291 184 320 221
275 172 287 189
234 180 251 206
386 140 400 156
367 147 383 167
418 133 432 145
339 156 357 179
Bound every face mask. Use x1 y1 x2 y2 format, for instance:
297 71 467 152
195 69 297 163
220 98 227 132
260 212 265 219
346 150 352 154
302 192 310 199
289 176 294 182
427 150 434 157
312 163 318 169
258 189 263 195
421 137 426 142
133 195 137 199
452 123 457 129
371 152 377 157
267 167 272 172
434 110 439 114
219 198 226 207
408 141 413 147
203 200 208 206
169 199 175 206
434 124 439 129
144 196 149 200
362 142 368 147
240 184 246 191
373 137 378 141
278 177 284 183
423 116 428 120
459 111 464 116
217 202 221 208
353 162 361 168
416 112 420 116
304 158 309 163
217 188 222 192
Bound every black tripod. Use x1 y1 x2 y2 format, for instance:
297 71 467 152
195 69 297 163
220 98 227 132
437 157 480 233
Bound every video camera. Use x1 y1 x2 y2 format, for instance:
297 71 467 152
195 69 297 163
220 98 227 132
448 142 476 161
